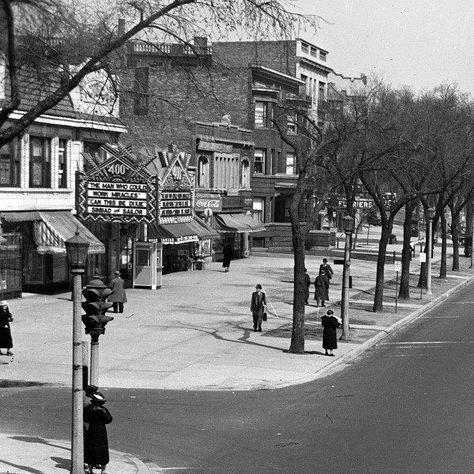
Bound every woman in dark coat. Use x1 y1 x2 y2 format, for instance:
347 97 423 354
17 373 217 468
321 309 341 356
222 243 233 272
314 273 329 307
0 300 13 356
108 271 127 313
84 392 113 474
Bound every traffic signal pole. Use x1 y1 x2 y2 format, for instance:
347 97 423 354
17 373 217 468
71 268 84 473
90 334 100 386
81 276 114 388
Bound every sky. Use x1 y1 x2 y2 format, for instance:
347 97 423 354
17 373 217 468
297 0 474 95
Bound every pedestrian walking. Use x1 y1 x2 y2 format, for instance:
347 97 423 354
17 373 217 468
304 268 311 305
250 284 267 332
84 391 113 474
319 258 334 281
314 273 329 307
321 309 341 356
108 270 127 313
0 300 13 356
222 243 234 272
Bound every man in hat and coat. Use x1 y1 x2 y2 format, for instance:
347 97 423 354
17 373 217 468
108 271 127 313
250 284 267 332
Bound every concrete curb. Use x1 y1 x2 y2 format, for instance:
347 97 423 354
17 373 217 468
311 275 474 380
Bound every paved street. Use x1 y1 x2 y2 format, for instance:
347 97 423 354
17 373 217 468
2 276 474 473
1 246 474 472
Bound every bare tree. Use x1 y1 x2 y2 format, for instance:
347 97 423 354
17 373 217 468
0 0 317 147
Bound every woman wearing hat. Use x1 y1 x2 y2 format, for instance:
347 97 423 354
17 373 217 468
250 284 267 332
108 270 127 314
321 309 341 356
0 300 13 356
84 391 113 474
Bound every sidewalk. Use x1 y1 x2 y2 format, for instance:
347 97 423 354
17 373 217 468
1 246 473 473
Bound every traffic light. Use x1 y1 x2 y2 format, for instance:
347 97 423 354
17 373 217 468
82 276 114 335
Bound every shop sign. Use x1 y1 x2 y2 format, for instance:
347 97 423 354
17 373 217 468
78 145 157 223
195 195 222 211
159 154 194 224
197 140 233 153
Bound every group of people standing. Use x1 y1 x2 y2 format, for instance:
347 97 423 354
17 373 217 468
251 258 341 356
304 258 334 307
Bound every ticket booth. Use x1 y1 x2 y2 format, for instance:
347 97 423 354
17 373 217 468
132 240 162 289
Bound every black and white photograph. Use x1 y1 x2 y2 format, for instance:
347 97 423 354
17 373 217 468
1 1 474 472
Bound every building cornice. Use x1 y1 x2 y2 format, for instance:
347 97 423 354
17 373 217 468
7 111 128 133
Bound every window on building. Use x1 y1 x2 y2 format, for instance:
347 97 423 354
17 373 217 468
301 42 309 53
254 149 266 174
300 74 309 97
253 198 265 222
29 137 51 188
255 101 273 128
310 46 318 58
197 155 209 188
58 139 68 188
241 159 250 188
318 81 326 104
0 139 20 187
285 151 296 175
133 67 149 116
214 155 239 189
287 114 297 134
319 51 327 61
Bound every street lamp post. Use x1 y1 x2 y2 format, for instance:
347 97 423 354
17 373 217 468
426 207 435 295
340 215 355 341
65 232 89 474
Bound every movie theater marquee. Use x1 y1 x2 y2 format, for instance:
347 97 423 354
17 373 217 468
77 150 157 224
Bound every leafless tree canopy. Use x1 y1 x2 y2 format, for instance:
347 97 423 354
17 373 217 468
0 0 319 146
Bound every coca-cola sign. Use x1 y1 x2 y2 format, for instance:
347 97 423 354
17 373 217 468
195 195 222 211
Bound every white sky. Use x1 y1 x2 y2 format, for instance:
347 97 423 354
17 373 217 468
297 0 474 95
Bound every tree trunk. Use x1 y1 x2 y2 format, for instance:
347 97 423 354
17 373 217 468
451 212 460 271
439 212 447 278
418 220 429 289
373 224 392 312
289 201 306 354
399 202 413 299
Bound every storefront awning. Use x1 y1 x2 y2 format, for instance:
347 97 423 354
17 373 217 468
215 213 266 233
0 211 105 254
150 217 219 245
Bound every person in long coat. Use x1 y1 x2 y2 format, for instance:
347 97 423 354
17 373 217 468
0 300 13 356
84 392 113 474
321 309 341 356
222 243 234 272
319 258 334 283
314 273 329 307
250 284 267 332
108 271 127 313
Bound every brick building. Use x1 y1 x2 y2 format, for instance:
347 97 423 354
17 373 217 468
120 37 332 251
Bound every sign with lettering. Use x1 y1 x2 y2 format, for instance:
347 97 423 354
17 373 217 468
158 151 194 224
77 144 157 223
195 194 222 211
197 140 233 153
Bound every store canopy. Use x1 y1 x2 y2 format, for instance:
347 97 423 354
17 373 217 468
215 213 266 233
150 216 219 245
0 210 105 254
